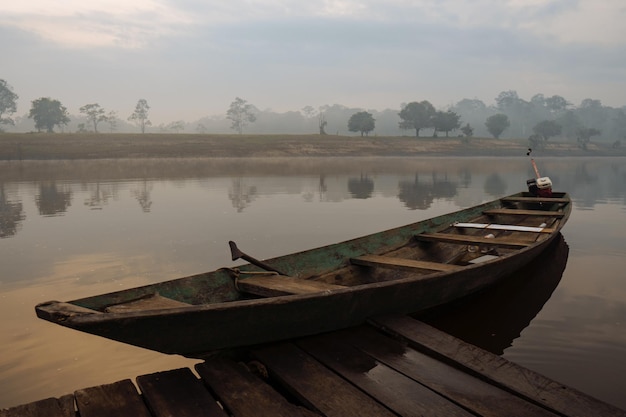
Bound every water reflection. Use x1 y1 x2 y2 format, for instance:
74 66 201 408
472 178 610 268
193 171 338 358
132 180 153 212
421 234 569 354
348 174 374 199
229 178 258 212
2 157 626 229
1 157 626 409
398 173 458 210
36 182 72 216
84 182 116 210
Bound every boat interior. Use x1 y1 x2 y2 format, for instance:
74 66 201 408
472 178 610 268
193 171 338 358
232 193 569 294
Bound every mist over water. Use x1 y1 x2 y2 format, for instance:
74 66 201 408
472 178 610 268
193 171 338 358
1 156 625 410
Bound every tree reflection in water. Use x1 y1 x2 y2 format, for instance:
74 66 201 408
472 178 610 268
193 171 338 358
36 182 72 216
0 184 25 238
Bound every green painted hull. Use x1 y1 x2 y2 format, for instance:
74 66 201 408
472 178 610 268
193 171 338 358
36 192 571 356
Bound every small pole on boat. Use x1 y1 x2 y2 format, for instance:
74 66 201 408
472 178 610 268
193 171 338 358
525 148 553 197
527 148 541 179
228 241 286 275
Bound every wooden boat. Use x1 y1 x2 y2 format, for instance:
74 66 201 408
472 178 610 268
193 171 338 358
36 191 571 357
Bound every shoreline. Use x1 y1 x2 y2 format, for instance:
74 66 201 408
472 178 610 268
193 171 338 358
1 133 625 160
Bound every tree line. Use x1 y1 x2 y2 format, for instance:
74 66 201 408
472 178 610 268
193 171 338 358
1 79 625 146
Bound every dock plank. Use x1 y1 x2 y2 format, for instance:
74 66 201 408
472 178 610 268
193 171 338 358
0 396 74 417
370 315 626 417
338 326 559 417
297 333 473 417
252 343 397 417
196 358 319 417
74 379 151 417
351 255 462 272
136 368 227 417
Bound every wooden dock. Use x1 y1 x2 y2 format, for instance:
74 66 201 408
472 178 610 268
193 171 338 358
2 315 625 417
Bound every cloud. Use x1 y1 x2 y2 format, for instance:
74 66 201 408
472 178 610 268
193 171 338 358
0 0 193 48
1 0 625 122
3 0 625 49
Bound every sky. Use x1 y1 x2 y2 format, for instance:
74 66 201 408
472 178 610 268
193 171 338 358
1 0 625 124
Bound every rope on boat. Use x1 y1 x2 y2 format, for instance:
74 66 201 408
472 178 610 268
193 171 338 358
219 267 280 292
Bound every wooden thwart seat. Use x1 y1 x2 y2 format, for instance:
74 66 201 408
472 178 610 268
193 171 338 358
351 255 462 272
237 275 346 297
453 222 555 234
484 208 564 217
415 233 532 248
501 196 569 204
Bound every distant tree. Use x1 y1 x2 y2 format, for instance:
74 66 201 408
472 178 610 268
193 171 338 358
348 111 375 136
104 110 118 133
532 120 562 141
556 110 583 139
433 110 461 137
460 123 473 137
301 105 316 118
577 127 601 149
528 134 544 150
0 79 19 129
28 97 70 133
128 99 151 133
398 101 436 137
318 112 327 135
545 95 570 115
196 123 207 134
227 97 256 134
168 120 185 133
485 113 510 139
79 103 107 133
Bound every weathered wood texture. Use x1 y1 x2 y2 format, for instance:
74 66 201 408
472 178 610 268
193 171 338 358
236 275 345 297
501 196 570 204
319 327 558 417
196 358 319 417
416 232 532 248
6 314 625 417
484 208 565 217
370 315 626 417
0 396 74 417
136 368 227 417
74 379 152 417
351 255 462 272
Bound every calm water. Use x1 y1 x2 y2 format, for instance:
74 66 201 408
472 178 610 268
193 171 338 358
1 157 625 410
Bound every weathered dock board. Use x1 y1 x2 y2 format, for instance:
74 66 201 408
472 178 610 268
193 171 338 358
2 316 625 417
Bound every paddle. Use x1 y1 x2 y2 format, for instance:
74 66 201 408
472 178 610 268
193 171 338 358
228 241 286 275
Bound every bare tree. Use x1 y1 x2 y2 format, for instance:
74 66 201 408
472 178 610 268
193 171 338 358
226 97 256 134
128 99 151 133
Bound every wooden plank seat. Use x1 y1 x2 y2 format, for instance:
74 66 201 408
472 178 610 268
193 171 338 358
351 254 462 272
104 293 191 313
501 196 569 204
236 275 346 297
415 232 532 249
484 208 564 217
453 222 555 234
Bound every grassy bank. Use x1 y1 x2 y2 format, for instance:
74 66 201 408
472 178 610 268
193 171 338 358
1 133 624 160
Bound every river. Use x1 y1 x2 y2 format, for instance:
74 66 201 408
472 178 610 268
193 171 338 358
1 156 625 410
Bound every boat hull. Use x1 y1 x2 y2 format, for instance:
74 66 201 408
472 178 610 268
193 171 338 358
36 192 571 357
